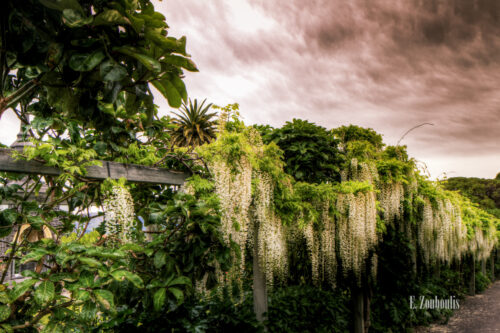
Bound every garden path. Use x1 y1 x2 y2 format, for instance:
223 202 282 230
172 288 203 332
419 280 500 332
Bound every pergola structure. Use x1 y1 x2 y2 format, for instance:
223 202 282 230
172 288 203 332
0 126 188 280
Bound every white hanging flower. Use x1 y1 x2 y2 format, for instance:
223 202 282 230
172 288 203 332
103 185 135 243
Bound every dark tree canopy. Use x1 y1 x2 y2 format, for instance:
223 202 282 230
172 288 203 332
332 125 384 151
444 176 500 218
265 119 343 183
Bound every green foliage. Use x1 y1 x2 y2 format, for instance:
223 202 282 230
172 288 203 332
1 0 196 127
265 285 350 332
475 272 491 293
443 176 500 218
332 125 384 151
265 119 343 183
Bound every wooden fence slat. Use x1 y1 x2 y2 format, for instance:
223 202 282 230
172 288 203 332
0 149 187 185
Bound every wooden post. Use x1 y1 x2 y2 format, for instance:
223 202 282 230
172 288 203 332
253 225 268 323
490 251 495 280
364 287 371 333
469 255 475 296
353 287 364 333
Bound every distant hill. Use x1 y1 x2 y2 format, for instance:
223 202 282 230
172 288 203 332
443 175 500 219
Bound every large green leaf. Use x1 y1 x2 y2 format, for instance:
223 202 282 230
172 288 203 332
34 281 55 305
151 78 182 108
69 51 105 72
153 251 167 269
93 289 114 311
20 249 48 264
114 46 161 72
110 270 144 289
94 9 128 26
62 9 92 28
170 76 188 102
100 61 128 82
9 279 37 302
166 276 191 287
0 305 11 322
162 55 198 72
78 257 102 268
168 287 184 304
153 288 166 311
79 271 95 288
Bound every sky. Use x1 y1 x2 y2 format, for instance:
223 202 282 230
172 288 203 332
1 0 499 179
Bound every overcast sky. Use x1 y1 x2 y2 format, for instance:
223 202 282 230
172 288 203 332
1 0 499 179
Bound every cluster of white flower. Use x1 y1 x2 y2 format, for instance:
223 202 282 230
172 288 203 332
379 182 405 223
210 157 252 272
336 190 377 284
418 198 468 265
343 158 378 184
103 185 135 244
254 171 288 288
469 224 497 261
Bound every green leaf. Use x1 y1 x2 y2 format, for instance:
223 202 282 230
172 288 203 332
74 289 91 302
0 210 17 238
80 301 97 321
93 289 114 311
62 9 92 28
79 271 95 288
114 46 161 72
20 270 40 279
168 287 184 304
166 276 191 287
9 279 37 302
154 251 167 269
100 61 128 82
0 305 11 322
110 270 144 289
151 79 182 108
0 292 10 304
67 243 86 253
69 51 106 72
119 243 143 252
94 10 129 26
27 216 44 229
170 76 188 102
49 273 78 283
34 281 55 305
78 257 102 268
162 55 198 72
153 288 166 311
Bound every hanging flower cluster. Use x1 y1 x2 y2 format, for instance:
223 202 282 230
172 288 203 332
379 182 405 223
341 158 378 184
253 171 288 287
103 185 135 244
336 189 377 284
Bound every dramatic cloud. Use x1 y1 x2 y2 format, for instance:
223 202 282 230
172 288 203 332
156 0 500 178
0 0 498 178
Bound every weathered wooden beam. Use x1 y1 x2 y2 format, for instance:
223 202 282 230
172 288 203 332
0 148 187 185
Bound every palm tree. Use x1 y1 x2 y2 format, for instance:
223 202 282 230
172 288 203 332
170 98 217 147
